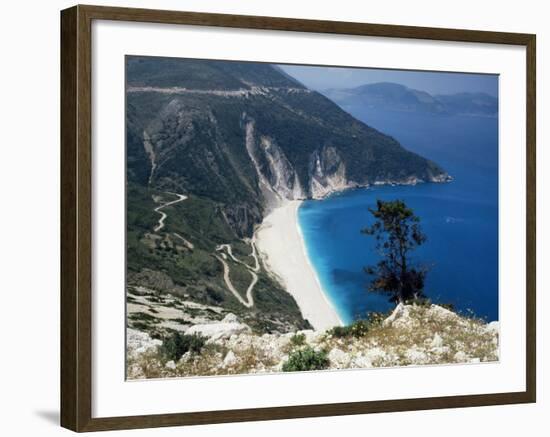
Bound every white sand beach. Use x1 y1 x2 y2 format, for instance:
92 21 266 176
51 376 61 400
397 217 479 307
255 201 343 331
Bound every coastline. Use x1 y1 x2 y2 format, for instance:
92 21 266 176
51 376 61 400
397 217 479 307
255 200 343 331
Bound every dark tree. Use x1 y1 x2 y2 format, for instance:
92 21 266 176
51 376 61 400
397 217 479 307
362 199 427 304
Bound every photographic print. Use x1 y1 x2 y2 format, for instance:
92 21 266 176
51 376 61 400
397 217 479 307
125 56 499 379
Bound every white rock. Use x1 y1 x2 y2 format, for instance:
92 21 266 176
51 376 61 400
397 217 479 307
431 346 450 356
383 303 406 326
430 333 444 349
179 351 192 363
223 350 238 367
486 321 500 334
186 319 251 342
276 336 292 349
328 348 349 367
351 355 373 368
470 357 481 363
363 347 387 363
405 348 429 364
453 351 468 362
221 313 240 324
300 329 323 345
429 304 458 320
165 360 176 370
127 328 162 357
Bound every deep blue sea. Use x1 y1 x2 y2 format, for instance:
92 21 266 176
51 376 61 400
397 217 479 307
298 107 499 324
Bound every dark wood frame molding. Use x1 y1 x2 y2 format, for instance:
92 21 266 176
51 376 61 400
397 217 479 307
60 4 536 432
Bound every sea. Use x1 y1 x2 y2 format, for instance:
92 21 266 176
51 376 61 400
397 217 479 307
298 107 499 325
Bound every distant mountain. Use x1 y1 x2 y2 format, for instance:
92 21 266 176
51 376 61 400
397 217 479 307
435 92 498 116
323 82 498 117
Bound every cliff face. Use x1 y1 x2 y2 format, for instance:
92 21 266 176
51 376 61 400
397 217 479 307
127 57 449 236
245 122 352 205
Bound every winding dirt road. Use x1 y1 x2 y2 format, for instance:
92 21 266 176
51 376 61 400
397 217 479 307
152 191 259 308
215 241 260 307
153 192 187 232
128 86 311 97
216 241 260 272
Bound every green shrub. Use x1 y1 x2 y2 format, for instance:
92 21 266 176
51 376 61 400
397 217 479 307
160 332 206 361
405 297 431 307
129 312 157 322
438 302 455 312
329 326 349 338
366 311 387 327
282 347 329 372
130 321 151 332
206 287 224 304
329 320 370 338
290 333 306 347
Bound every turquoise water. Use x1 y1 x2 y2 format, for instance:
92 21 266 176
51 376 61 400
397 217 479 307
298 108 499 324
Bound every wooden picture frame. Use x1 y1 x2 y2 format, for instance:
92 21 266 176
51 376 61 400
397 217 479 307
60 4 536 432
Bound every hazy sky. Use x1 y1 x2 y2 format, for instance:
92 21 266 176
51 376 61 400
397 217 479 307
279 65 498 97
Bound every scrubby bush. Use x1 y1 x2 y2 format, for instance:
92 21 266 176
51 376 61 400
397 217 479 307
366 311 387 327
329 320 370 338
206 287 224 304
438 302 455 312
405 297 432 307
160 332 206 361
329 326 350 338
403 298 455 312
282 347 329 372
289 333 306 347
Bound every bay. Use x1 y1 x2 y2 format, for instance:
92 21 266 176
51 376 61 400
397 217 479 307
298 107 499 324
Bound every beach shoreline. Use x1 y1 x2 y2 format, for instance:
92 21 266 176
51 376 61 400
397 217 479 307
254 201 343 331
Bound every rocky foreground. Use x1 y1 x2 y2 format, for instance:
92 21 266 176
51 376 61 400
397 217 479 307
127 303 499 379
